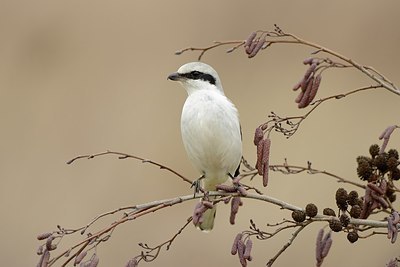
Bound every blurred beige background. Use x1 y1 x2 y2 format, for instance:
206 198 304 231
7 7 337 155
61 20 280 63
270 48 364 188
1 1 399 266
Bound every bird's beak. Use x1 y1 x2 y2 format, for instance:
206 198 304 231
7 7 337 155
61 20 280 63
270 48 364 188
167 72 182 81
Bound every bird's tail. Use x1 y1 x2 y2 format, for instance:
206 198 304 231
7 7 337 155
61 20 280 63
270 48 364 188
198 180 219 231
198 205 217 231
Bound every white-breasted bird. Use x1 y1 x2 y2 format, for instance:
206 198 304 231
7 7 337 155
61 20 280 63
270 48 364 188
168 62 242 231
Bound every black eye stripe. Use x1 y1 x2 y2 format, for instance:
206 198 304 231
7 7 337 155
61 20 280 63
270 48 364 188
181 71 216 85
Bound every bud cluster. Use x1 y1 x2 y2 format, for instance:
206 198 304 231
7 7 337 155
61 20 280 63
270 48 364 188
356 145 399 182
320 188 363 240
356 144 399 218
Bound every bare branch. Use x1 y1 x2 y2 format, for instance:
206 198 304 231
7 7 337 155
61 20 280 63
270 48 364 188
67 150 192 185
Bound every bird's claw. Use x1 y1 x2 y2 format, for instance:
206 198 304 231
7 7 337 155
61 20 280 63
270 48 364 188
191 175 205 197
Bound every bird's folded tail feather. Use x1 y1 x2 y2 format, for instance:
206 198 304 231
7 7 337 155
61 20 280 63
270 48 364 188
198 180 219 231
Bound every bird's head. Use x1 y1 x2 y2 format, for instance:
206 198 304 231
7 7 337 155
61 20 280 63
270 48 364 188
168 62 224 95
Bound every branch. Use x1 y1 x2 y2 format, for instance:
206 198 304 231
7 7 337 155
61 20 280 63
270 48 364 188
241 160 368 190
67 150 193 185
266 222 310 267
176 25 399 96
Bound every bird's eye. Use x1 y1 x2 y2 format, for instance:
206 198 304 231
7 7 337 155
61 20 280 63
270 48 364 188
189 71 202 79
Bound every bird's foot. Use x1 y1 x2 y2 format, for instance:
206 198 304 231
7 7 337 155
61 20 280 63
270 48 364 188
191 175 205 197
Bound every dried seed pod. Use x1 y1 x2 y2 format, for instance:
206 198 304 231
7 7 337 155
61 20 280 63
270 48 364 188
300 75 312 92
256 141 264 176
369 144 380 158
387 157 398 171
237 240 247 267
307 74 322 104
392 211 400 224
357 160 373 181
248 37 266 58
347 231 359 243
253 127 264 146
125 258 138 267
244 32 257 49
37 245 44 255
380 138 390 154
380 179 388 193
379 126 397 153
391 227 398 243
347 190 359 206
88 254 99 267
202 200 214 209
298 77 314 108
329 218 342 232
335 188 348 210
349 205 361 218
262 138 271 187
246 38 258 55
230 197 242 225
192 202 203 226
380 125 397 140
231 197 241 215
292 210 306 223
243 239 253 260
303 57 314 65
339 214 350 227
293 80 302 91
320 237 332 258
45 236 55 251
74 251 87 265
305 203 318 217
237 186 248 196
388 149 399 160
368 183 385 195
323 208 336 217
388 214 395 240
315 229 324 262
42 250 50 267
37 232 52 241
216 184 237 192
321 230 331 245
375 194 389 209
303 62 318 80
231 233 243 255
387 259 399 267
295 90 305 103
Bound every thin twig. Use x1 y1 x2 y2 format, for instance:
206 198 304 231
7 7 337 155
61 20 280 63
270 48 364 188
67 150 192 185
267 221 310 267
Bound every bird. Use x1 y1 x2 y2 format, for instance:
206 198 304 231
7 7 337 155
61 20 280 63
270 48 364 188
168 62 242 231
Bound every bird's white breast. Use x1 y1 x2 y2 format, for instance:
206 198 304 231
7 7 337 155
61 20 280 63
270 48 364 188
181 90 242 187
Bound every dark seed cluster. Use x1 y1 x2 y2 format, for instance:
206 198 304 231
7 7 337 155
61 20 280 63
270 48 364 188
324 188 363 240
291 203 319 224
357 144 399 182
